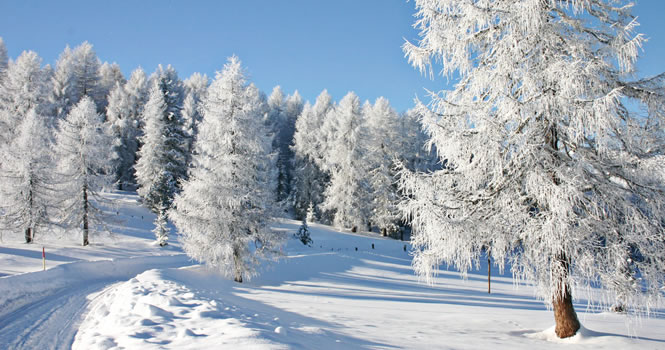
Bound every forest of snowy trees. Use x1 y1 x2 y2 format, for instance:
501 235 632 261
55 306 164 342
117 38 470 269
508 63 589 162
2 0 665 341
0 38 436 254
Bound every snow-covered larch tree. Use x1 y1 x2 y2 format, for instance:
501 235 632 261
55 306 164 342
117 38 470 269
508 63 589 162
170 56 282 283
106 83 132 188
55 97 115 246
182 73 208 166
320 92 371 231
0 49 55 243
97 62 125 115
0 50 51 145
135 71 186 246
401 0 665 338
0 109 53 243
107 68 147 190
0 37 8 81
291 102 327 220
365 97 401 236
49 42 104 120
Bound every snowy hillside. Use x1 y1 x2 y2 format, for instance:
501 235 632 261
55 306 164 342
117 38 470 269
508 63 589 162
0 192 664 349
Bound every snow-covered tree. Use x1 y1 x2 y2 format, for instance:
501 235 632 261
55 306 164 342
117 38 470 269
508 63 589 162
320 92 371 231
182 73 209 166
49 46 74 121
49 42 103 120
365 97 401 236
0 51 51 144
106 83 133 189
54 97 115 246
401 0 665 338
316 92 340 174
124 67 149 132
399 108 439 173
290 102 327 220
0 109 53 243
107 68 148 190
170 56 282 283
184 72 209 98
266 86 288 201
70 42 104 112
98 62 125 114
0 37 8 81
135 65 187 246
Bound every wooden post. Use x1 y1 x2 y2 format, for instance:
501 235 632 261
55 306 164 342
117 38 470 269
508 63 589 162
487 256 491 294
42 247 46 271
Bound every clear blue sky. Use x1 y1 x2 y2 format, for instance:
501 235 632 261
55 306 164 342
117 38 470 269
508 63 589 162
1 0 663 112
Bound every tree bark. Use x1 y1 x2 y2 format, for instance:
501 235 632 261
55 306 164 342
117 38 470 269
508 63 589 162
487 256 491 294
233 247 242 283
25 227 33 244
552 255 580 338
26 185 34 243
83 184 89 246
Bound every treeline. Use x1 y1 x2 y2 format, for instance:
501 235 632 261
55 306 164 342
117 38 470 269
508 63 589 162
0 38 436 247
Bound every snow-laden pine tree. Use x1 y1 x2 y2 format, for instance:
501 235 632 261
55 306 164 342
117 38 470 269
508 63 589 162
98 62 125 114
182 73 209 166
365 97 401 236
184 72 209 98
49 42 104 120
0 37 8 81
49 46 74 121
290 102 327 220
401 0 665 338
320 92 371 231
266 86 289 202
69 42 104 113
0 51 51 145
124 67 149 133
399 108 439 173
55 97 115 246
106 83 133 189
135 65 187 246
107 68 148 190
0 109 53 243
170 56 282 283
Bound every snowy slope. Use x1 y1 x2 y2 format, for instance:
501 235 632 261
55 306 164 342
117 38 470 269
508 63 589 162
1 192 664 349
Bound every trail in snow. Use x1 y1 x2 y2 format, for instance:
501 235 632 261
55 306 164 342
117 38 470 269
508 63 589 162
0 255 192 350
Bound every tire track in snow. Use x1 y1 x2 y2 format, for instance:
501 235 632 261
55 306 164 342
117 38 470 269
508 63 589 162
0 254 192 349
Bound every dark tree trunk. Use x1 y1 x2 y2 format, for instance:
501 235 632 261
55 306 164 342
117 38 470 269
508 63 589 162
233 247 242 283
83 184 89 246
553 255 580 338
26 185 34 243
487 256 491 294
25 227 33 244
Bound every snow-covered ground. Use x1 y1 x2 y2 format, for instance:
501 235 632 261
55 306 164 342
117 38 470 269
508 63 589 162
1 192 664 349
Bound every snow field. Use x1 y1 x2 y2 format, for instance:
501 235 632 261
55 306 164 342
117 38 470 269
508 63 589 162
1 192 664 349
74 219 665 349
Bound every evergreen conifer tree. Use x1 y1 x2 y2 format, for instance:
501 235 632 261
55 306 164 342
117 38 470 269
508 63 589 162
135 69 187 245
171 56 282 283
54 97 115 246
402 0 665 338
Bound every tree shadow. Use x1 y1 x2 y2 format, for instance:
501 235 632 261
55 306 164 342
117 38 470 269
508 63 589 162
162 267 397 350
0 246 79 263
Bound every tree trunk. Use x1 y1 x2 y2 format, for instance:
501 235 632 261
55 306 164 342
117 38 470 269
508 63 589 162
25 227 33 244
487 256 491 294
26 184 34 243
83 184 89 246
552 255 580 338
233 247 242 283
